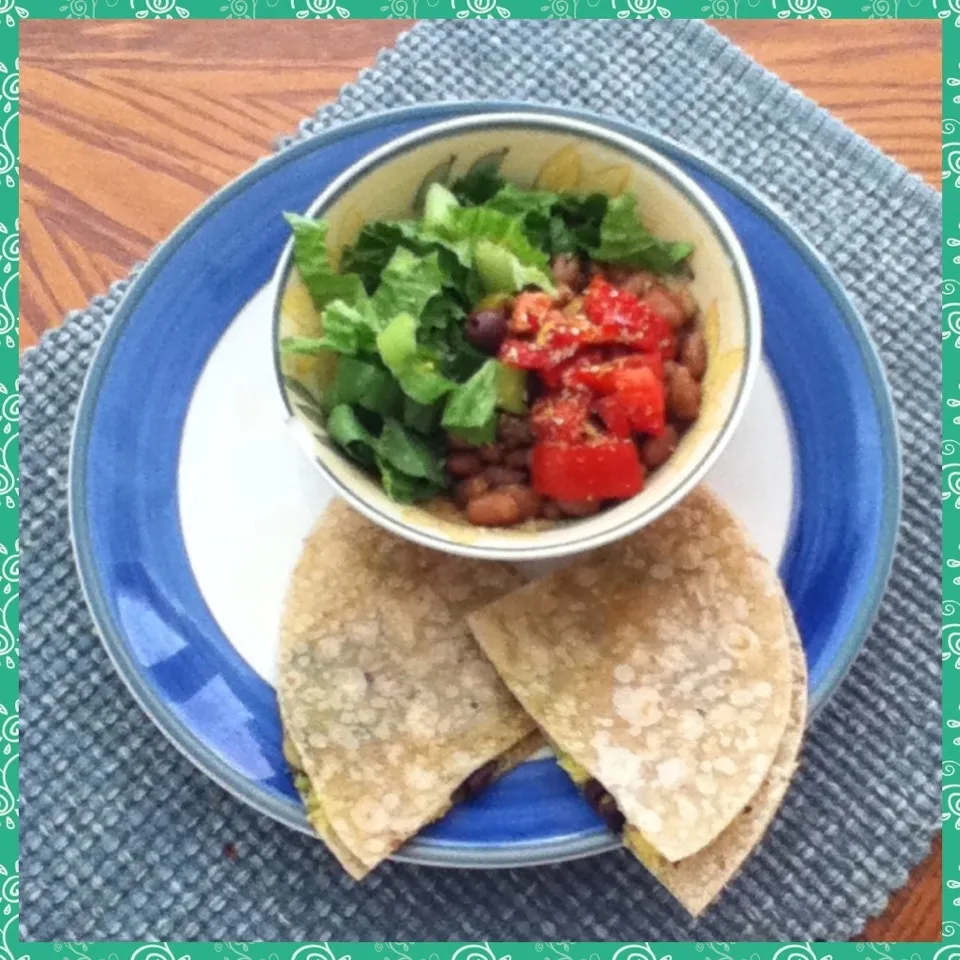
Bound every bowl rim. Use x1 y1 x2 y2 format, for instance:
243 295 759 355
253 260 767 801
271 109 763 561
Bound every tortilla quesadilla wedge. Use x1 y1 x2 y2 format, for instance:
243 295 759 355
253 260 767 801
621 605 807 915
467 486 796 872
278 499 540 879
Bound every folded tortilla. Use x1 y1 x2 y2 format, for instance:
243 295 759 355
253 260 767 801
467 486 796 871
615 602 807 915
278 499 539 878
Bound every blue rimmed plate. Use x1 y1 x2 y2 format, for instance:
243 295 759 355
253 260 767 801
69 102 900 869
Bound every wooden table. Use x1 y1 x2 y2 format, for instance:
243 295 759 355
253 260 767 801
20 20 942 939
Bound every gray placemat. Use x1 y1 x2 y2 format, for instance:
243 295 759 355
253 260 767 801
21 19 940 941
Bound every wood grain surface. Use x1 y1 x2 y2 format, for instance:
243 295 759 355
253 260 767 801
20 20 942 940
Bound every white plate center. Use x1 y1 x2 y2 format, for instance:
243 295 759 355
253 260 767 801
178 286 796 685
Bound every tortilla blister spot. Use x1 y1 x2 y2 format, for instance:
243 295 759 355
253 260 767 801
467 486 795 865
278 499 538 877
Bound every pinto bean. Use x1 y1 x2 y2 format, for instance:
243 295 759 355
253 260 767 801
551 253 584 293
478 444 504 464
540 499 564 521
454 475 490 508
619 270 658 298
680 330 707 380
639 285 687 329
504 447 532 470
497 414 535 449
499 484 541 522
467 491 524 527
482 466 526 488
447 434 477 452
446 452 484 478
556 499 602 518
668 365 702 421
672 284 698 321
603 264 634 285
641 424 680 470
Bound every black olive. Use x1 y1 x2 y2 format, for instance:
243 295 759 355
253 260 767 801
465 308 509 355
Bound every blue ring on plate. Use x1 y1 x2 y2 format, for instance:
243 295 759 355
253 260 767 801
69 101 901 868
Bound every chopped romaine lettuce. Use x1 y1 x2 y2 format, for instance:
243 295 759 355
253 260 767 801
376 456 443 504
377 419 446 485
441 359 499 437
590 194 693 272
326 405 379 469
474 240 554 296
376 313 456 405
340 220 422 294
370 247 446 322
324 356 403 417
284 214 367 309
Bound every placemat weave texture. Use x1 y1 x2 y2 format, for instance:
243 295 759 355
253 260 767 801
21 19 940 941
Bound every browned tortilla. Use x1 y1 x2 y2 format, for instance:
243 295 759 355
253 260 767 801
468 486 795 865
277 499 538 877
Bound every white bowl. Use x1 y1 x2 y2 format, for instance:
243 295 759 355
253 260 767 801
271 111 761 561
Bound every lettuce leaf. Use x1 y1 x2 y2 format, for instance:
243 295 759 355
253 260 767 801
340 220 421 294
441 359 499 436
403 396 443 434
377 456 444 504
326 405 446 504
279 335 330 356
486 182 558 221
377 419 446 484
284 214 367 309
474 240 554 296
324 355 403 417
590 194 693 272
370 247 446 322
420 183 550 271
376 313 457 405
451 162 506 207
314 299 381 356
326 404 379 469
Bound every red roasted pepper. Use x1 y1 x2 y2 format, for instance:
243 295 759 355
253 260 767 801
610 366 666 436
510 292 554 335
566 352 665 393
531 390 591 443
593 396 634 439
583 275 677 359
499 338 579 371
532 439 645 501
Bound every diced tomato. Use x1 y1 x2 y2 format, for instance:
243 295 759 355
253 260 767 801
531 439 645 501
567 353 665 394
539 349 608 390
588 316 677 359
530 390 591 443
593 396 633 439
582 275 677 359
537 312 596 349
499 338 578 371
510 292 553 335
611 366 666 436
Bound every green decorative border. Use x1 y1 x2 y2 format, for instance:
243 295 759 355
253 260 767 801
7 1 948 955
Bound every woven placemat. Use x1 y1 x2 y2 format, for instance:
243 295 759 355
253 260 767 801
21 20 940 941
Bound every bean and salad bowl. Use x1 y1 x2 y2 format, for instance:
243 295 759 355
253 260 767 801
272 113 760 560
